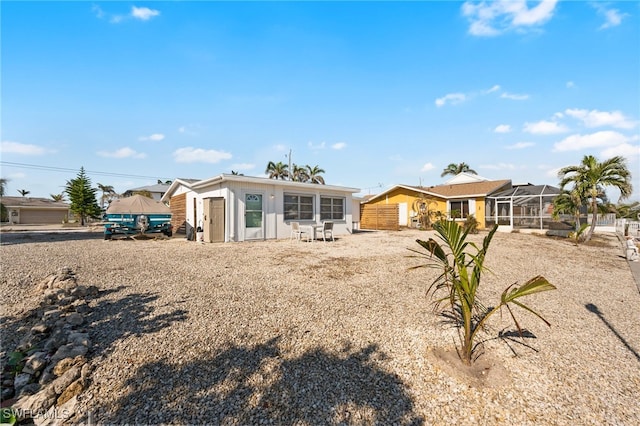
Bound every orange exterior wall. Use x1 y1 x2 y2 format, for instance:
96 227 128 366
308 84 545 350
364 188 447 227
366 190 488 230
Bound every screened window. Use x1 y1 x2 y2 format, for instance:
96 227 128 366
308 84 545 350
320 197 345 221
284 194 314 220
449 200 470 219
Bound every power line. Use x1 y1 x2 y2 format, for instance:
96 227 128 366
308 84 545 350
0 161 173 181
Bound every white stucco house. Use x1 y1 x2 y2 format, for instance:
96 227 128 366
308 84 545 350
161 174 360 242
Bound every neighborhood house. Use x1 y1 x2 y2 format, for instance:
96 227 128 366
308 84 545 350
161 174 360 242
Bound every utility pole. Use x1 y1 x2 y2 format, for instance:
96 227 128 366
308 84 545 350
287 149 292 181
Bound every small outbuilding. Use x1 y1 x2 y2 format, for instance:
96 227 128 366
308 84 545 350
161 174 360 242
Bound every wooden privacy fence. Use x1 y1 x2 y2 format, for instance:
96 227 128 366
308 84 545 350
360 204 399 231
169 193 187 234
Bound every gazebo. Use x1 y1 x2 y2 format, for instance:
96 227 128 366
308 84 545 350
485 184 561 231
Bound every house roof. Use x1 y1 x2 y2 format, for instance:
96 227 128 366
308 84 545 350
423 179 512 198
126 183 172 193
162 174 360 202
0 196 69 209
443 172 491 185
364 179 512 203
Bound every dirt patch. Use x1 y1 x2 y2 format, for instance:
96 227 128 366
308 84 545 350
428 347 511 389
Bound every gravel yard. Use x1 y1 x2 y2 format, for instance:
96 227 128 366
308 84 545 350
1 229 639 425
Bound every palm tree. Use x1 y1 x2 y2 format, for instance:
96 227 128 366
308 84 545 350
305 165 326 184
558 155 632 242
17 189 30 197
291 164 309 182
50 193 66 202
265 161 289 180
97 183 116 209
441 162 477 178
0 178 8 197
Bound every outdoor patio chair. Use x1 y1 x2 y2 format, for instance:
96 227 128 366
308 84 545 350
319 221 334 242
290 222 301 241
290 222 309 242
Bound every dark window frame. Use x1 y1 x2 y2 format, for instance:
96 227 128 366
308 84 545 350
320 196 345 221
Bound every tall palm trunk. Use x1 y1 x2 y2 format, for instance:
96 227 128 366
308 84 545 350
586 197 598 242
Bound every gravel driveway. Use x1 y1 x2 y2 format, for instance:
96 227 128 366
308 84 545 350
1 229 639 424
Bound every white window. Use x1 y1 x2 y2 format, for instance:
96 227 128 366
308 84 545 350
320 197 345 221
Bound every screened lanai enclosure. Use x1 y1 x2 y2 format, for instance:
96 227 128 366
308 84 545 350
485 184 562 231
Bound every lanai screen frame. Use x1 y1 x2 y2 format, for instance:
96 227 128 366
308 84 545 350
485 185 561 230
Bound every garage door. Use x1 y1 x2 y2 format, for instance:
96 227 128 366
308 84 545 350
20 209 67 224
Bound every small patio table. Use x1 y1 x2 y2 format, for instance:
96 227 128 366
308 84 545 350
300 224 322 241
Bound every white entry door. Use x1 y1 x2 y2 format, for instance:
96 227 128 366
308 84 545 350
399 202 408 226
244 193 264 240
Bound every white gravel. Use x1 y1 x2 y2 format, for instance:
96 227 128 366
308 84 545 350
1 229 639 425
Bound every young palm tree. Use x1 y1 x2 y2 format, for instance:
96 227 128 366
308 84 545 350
305 165 326 184
265 161 289 180
558 155 632 242
441 162 477 178
50 193 66 202
17 189 30 197
411 221 556 365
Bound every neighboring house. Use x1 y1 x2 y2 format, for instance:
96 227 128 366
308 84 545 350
0 197 70 224
361 173 511 230
161 174 360 242
123 183 172 201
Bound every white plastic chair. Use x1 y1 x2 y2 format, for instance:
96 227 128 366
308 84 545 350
290 222 302 241
320 221 334 242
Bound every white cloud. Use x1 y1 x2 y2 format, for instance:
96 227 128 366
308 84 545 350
553 131 634 152
564 108 637 129
421 163 435 172
566 81 575 89
523 120 569 134
600 143 640 159
479 163 516 170
308 141 326 150
97 147 146 159
500 92 529 100
173 147 232 163
592 4 628 30
505 142 535 150
389 154 403 161
462 0 558 37
1 141 48 155
138 133 165 142
274 144 287 152
484 85 501 94
332 142 347 150
131 6 160 21
230 163 255 171
545 167 561 178
494 124 512 133
435 93 466 107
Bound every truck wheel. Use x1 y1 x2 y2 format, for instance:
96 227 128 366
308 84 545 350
165 231 173 237
104 234 112 240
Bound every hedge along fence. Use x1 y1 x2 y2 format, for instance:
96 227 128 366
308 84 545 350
360 204 399 231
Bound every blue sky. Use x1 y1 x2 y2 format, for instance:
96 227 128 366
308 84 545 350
2 1 639 201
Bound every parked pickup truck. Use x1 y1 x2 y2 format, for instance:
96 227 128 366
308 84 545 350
103 195 172 240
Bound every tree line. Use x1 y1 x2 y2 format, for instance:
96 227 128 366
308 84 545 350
265 162 326 184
